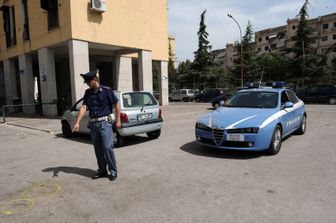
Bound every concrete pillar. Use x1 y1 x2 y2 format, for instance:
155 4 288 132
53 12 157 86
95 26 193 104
138 50 153 93
18 54 35 114
68 40 90 104
3 59 18 106
158 61 169 105
115 56 132 91
38 47 58 116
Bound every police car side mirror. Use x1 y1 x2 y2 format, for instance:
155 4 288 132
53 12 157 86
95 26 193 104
220 100 225 107
284 102 294 109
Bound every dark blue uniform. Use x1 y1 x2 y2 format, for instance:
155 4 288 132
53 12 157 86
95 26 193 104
83 85 119 176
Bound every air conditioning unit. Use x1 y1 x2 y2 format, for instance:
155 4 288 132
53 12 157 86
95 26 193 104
90 0 107 13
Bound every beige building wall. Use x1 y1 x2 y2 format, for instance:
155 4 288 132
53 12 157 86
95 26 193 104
0 0 169 62
0 0 72 61
70 0 169 61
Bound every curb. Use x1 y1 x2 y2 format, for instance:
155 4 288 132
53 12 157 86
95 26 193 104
6 122 55 135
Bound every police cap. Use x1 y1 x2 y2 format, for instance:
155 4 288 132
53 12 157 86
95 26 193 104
80 71 98 83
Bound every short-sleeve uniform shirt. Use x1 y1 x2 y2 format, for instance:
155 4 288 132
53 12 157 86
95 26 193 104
83 85 119 118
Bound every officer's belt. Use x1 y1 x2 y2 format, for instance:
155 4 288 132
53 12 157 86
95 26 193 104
90 116 109 123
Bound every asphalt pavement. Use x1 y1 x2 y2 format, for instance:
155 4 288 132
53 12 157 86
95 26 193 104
0 103 335 223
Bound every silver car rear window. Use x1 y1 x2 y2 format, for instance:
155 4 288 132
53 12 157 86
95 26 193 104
122 92 158 108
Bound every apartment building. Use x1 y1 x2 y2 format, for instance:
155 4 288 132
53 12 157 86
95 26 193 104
0 0 170 116
255 12 336 54
214 12 336 71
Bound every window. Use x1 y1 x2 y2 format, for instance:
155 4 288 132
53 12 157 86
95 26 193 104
292 25 296 30
286 91 299 104
22 0 30 41
321 36 328 42
40 0 59 30
322 23 329 29
180 90 187 94
333 34 336 40
257 48 261 52
122 92 157 108
258 37 262 42
334 22 336 28
2 6 17 48
265 46 269 51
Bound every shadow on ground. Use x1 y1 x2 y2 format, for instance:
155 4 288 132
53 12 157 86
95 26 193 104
180 141 262 160
42 166 97 178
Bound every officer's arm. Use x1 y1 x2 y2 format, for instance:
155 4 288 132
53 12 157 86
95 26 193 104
73 105 87 132
114 102 121 128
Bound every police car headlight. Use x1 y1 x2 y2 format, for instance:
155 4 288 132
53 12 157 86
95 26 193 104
196 122 211 131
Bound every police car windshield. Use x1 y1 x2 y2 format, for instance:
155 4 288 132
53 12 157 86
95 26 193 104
122 92 158 108
224 91 278 108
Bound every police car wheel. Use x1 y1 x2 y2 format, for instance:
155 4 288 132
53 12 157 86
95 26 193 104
296 115 306 135
62 121 73 138
214 103 219 109
147 130 161 139
329 97 336 105
267 125 282 155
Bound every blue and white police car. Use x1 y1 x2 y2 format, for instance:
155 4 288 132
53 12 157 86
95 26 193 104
195 83 306 155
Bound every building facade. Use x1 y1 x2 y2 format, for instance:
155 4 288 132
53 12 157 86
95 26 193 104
0 0 170 116
255 13 336 54
212 43 238 70
214 12 336 70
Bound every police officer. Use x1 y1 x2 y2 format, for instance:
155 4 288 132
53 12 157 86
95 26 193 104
72 71 121 181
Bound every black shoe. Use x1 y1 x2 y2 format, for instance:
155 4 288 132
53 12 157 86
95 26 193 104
92 172 108 180
109 173 117 181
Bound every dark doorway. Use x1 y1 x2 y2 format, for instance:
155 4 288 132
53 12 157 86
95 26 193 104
96 62 114 88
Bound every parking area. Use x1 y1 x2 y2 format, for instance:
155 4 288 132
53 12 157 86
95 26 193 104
0 103 336 223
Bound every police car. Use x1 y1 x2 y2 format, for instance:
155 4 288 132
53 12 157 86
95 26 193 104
61 91 163 147
195 83 306 155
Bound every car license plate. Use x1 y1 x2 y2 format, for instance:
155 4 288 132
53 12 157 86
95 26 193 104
226 134 244 141
138 113 152 121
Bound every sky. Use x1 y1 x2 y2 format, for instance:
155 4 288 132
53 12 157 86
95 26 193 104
168 0 336 62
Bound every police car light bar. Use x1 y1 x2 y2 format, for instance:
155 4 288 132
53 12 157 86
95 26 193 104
272 82 287 88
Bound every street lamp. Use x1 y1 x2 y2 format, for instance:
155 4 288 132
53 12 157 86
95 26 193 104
227 14 244 87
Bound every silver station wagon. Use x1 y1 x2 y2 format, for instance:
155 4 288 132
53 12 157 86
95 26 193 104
61 91 163 146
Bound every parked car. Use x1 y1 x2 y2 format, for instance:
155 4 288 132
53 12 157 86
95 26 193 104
195 85 306 155
194 88 225 102
296 84 336 105
61 91 163 146
211 94 229 109
169 89 195 102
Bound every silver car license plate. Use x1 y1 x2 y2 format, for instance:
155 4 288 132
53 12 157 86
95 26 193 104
138 113 153 121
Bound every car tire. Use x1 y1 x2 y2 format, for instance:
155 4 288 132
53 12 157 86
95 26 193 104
329 97 336 105
62 121 73 138
267 125 282 155
183 98 188 102
113 131 124 148
295 115 307 135
214 103 219 109
146 130 161 139
195 98 200 102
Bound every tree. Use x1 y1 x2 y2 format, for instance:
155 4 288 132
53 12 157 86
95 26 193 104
289 0 316 57
192 10 214 73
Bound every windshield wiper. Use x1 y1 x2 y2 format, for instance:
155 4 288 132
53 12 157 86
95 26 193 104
140 103 151 112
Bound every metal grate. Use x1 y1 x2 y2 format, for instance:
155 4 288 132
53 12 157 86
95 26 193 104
212 128 224 144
